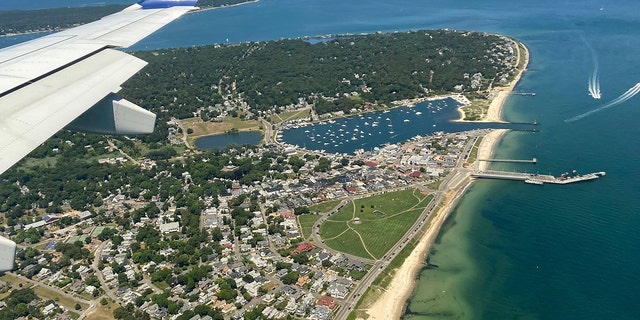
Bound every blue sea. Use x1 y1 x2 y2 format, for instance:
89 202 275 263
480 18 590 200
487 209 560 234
2 0 640 318
0 0 129 11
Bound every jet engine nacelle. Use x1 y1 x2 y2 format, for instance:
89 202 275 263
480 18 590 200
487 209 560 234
0 236 16 272
66 93 156 135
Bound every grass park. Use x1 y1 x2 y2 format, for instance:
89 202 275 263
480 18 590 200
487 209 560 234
298 214 321 240
268 107 312 124
319 188 432 260
181 116 262 146
297 199 342 239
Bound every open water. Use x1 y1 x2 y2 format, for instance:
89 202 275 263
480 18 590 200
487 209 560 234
2 0 640 318
0 0 129 10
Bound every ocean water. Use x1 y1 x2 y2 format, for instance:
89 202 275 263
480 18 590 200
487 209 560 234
0 0 129 11
280 98 536 155
2 0 640 319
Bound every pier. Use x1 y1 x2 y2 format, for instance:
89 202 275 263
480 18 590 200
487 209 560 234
471 170 605 185
477 157 537 164
511 92 536 96
508 120 538 125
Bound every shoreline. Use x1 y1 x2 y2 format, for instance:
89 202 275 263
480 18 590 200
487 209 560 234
0 1 261 38
454 37 530 123
361 39 529 320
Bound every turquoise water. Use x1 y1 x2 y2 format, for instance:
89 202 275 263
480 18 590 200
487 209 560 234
2 0 640 318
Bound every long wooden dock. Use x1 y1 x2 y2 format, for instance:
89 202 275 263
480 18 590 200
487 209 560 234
477 157 537 164
471 170 605 185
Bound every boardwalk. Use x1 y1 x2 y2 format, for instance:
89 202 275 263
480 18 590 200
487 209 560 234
471 170 606 185
477 157 537 164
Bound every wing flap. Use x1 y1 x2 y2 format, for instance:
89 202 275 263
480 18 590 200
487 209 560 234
0 1 198 176
0 42 107 95
0 3 196 95
56 5 195 48
0 49 147 173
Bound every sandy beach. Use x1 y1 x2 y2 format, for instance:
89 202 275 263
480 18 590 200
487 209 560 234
361 40 528 320
362 181 472 320
456 38 529 123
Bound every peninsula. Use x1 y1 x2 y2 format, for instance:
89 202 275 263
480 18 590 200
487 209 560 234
360 40 529 320
0 29 530 320
0 0 257 37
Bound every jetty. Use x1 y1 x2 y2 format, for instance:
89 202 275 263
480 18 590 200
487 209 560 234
477 157 537 164
471 170 605 185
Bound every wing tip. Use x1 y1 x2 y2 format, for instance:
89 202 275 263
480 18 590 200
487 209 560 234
137 0 198 9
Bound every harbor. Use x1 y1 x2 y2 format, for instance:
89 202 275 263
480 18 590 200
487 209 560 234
471 170 606 185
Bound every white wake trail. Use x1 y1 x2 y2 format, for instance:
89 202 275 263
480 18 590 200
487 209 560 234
582 32 602 100
566 82 640 122
588 67 601 99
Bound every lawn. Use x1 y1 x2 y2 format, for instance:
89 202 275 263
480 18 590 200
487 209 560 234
0 270 89 314
320 189 433 259
181 116 263 146
326 203 356 222
269 108 311 124
85 299 120 320
324 229 374 260
351 207 426 258
298 214 322 239
319 221 350 240
33 285 89 312
308 199 341 214
467 136 483 163
461 99 490 121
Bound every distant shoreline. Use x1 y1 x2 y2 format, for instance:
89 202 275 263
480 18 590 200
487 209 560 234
194 0 260 13
362 39 529 320
0 0 261 38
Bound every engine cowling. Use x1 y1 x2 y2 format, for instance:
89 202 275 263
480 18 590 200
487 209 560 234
66 93 156 135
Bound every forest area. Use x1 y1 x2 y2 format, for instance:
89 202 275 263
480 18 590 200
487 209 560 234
123 30 516 119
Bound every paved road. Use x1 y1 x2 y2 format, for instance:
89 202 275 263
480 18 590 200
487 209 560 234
8 271 93 312
333 136 478 320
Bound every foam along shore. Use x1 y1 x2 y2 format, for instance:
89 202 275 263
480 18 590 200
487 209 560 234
361 40 529 320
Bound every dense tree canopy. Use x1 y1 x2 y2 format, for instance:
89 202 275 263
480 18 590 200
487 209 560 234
123 30 516 119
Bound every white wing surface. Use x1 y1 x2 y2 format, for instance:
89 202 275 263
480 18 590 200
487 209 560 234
0 0 198 175
0 0 198 272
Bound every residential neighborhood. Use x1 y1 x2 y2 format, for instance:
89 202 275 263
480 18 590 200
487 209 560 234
0 122 487 319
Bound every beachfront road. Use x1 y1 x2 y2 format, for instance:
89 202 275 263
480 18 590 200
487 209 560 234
334 135 479 319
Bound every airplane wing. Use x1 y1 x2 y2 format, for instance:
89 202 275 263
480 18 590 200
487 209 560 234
0 0 198 176
0 0 198 272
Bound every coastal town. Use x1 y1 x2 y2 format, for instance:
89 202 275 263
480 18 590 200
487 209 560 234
0 115 497 319
0 13 532 320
